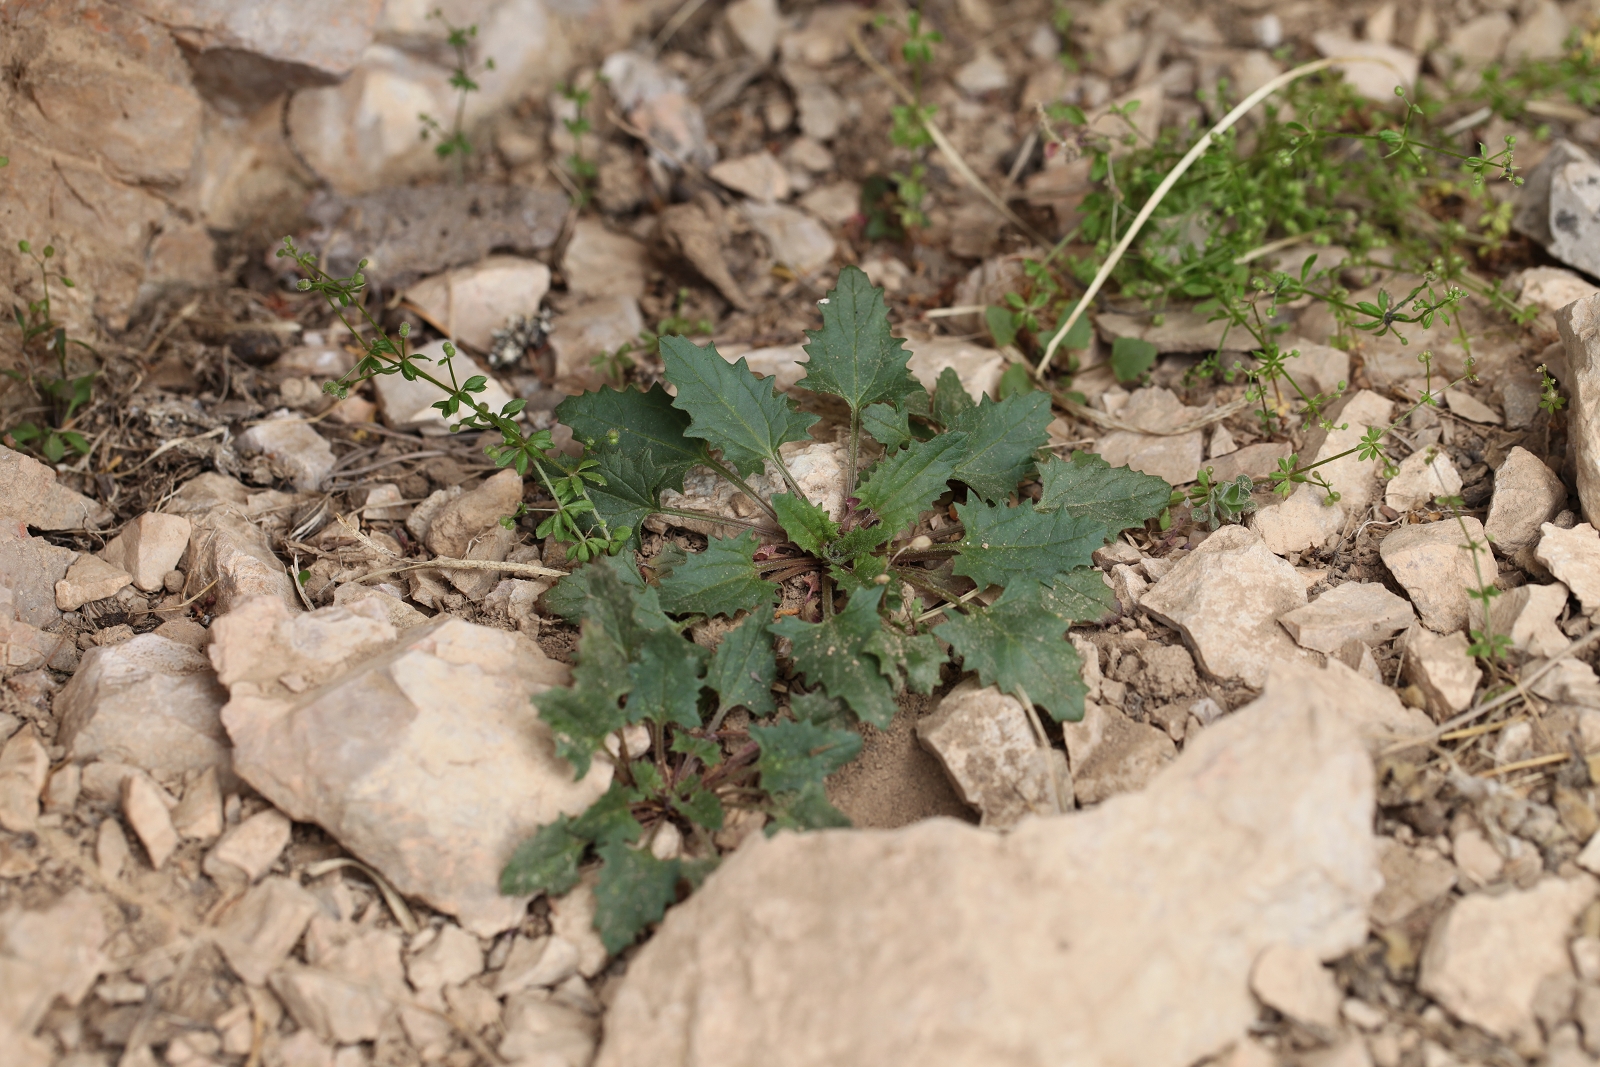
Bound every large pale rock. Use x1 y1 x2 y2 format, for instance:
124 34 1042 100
904 338 1005 402
1473 582 1570 658
372 340 515 435
917 680 1066 827
54 554 131 612
211 596 610 935
1560 295 1600 528
1310 33 1419 100
1518 266 1600 316
1380 518 1498 633
1296 660 1432 750
424 468 524 559
0 446 112 531
1093 387 1205 488
1487 447 1567 555
1519 142 1600 279
0 520 78 628
1251 943 1341 1031
725 0 782 60
122 0 381 102
0 4 212 330
1142 525 1316 687
562 220 650 300
1253 390 1394 555
1385 448 1461 512
238 414 338 492
55 634 232 782
1279 582 1414 654
1536 523 1600 615
404 256 552 352
99 512 193 593
0 889 109 1064
742 202 835 275
596 662 1381 1067
1420 875 1598 1045
1402 625 1480 718
549 295 646 395
1062 700 1176 806
179 501 298 615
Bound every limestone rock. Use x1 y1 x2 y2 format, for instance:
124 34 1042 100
0 521 78 627
1206 441 1291 485
1062 699 1176 806
725 0 782 60
917 680 1067 827
204 808 292 883
719 344 808 393
425 468 524 559
1380 518 1498 633
1487 447 1566 555
1371 839 1457 926
171 767 223 841
1284 660 1432 750
711 152 790 203
0 445 111 531
211 596 609 936
500 992 599 1067
1444 390 1502 425
1253 390 1394 555
122 0 380 102
54 554 131 612
1311 33 1419 100
407 924 483 995
1473 582 1569 658
122 772 179 869
1385 448 1462 512
0 726 49 833
99 512 192 592
549 295 646 395
1251 943 1341 1031
742 202 836 276
595 662 1381 1067
1142 525 1316 687
603 50 716 172
404 256 552 352
1278 582 1414 654
213 876 322 986
562 220 650 300
1507 0 1570 61
370 340 516 434
1519 142 1600 279
1419 874 1598 1045
495 934 582 996
904 338 1006 402
1402 626 1480 718
0 607 76 674
654 442 846 539
1093 387 1206 487
181 503 299 615
1537 523 1600 614
56 634 232 782
238 414 337 493
0 888 109 1057
271 928 407 1044
1518 266 1600 315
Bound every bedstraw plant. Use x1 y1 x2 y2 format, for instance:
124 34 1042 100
418 10 493 182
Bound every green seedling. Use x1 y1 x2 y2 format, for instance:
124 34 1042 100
4 239 94 462
559 81 598 207
496 265 1170 950
418 9 493 182
879 9 941 230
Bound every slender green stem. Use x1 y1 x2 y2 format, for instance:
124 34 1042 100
845 409 861 501
702 456 782 524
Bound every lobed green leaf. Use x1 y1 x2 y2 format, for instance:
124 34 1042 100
946 391 1053 503
555 383 706 485
593 842 683 953
797 265 921 413
952 500 1104 589
770 493 839 557
662 336 818 477
936 581 1090 722
769 588 898 727
751 719 863 794
655 531 778 618
851 432 966 549
1035 451 1170 536
704 612 778 717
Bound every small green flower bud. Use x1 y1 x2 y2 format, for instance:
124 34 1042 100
298 279 311 290
399 322 411 338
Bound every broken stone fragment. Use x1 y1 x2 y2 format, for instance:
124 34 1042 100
1486 447 1567 556
1278 582 1414 654
425 468 524 559
1401 625 1481 719
170 766 223 841
55 634 232 783
0 520 79 628
213 876 322 986
710 151 791 203
594 661 1381 1067
563 219 651 301
653 441 847 539
1380 518 1498 634
122 771 179 870
1536 522 1600 615
179 499 299 615
54 554 132 612
237 413 337 493
271 927 408 1044
1253 390 1394 555
1141 525 1316 687
917 680 1069 827
0 888 110 1062
1092 387 1205 487
0 726 49 833
0 444 112 530
99 512 193 592
1471 581 1569 658
1384 448 1462 512
1515 140 1600 279
1419 874 1599 1047
404 256 552 352
1370 838 1457 927
549 295 647 395
211 596 610 935
204 808 292 884
1250 943 1342 1032
1062 699 1176 806
904 337 1006 402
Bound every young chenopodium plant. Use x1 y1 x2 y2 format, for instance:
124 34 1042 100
499 266 1170 950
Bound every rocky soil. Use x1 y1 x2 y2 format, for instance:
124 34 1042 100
7 1 1600 1066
